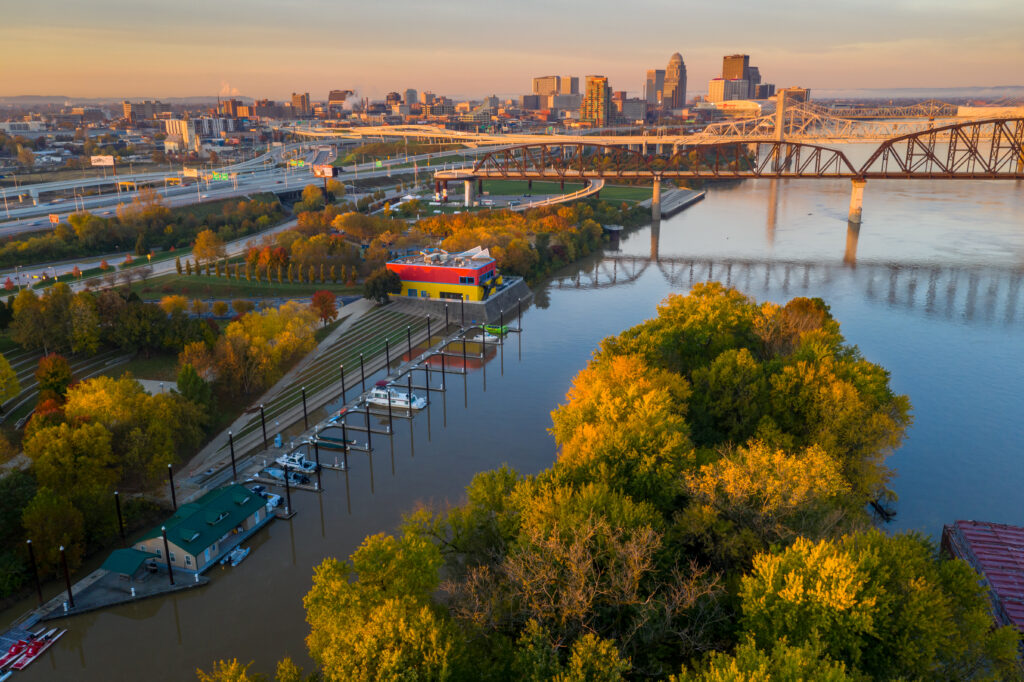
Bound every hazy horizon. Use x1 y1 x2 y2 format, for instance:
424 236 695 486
3 0 1022 100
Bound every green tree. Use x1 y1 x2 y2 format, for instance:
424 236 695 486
177 363 213 413
10 288 48 352
196 659 266 682
304 532 456 681
739 530 1021 679
676 637 853 682
69 292 101 355
35 353 73 398
21 487 85 578
0 353 20 404
362 268 401 304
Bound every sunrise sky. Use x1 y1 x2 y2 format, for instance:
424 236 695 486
2 0 1021 100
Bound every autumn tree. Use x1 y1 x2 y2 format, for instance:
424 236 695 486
21 488 85 577
301 184 325 211
0 354 20 405
739 531 1021 679
193 229 226 266
160 294 189 316
35 353 73 399
310 290 338 327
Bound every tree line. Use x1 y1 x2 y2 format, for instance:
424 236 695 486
0 190 284 269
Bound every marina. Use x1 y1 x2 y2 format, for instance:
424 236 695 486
4 178 1023 679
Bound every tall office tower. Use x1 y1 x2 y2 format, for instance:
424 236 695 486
532 76 561 97
722 54 750 81
420 91 436 105
581 75 611 126
663 53 687 109
218 98 242 117
291 92 310 116
385 92 402 106
746 67 761 98
403 89 418 105
560 76 580 95
644 69 665 105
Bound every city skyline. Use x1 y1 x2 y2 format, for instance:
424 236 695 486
2 0 1022 99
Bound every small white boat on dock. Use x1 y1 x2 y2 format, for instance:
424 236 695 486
365 382 427 410
275 451 318 473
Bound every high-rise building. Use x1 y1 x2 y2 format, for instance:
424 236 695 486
746 67 761 98
663 53 687 109
707 78 749 103
560 77 579 95
122 100 171 122
754 83 775 99
644 69 665 105
519 94 542 110
420 91 436 105
722 54 750 81
581 76 611 126
218 99 243 117
385 92 402 106
403 89 418 105
532 76 561 97
291 92 310 116
548 93 581 112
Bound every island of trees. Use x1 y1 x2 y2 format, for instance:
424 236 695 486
201 284 1021 681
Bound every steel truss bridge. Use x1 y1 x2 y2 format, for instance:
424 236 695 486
552 254 1024 327
285 102 1015 146
801 99 960 119
438 118 1024 181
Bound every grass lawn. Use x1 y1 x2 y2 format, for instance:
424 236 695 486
112 353 179 382
0 334 20 355
596 185 654 202
131 272 360 300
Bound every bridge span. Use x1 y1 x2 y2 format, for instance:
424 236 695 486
433 117 1024 224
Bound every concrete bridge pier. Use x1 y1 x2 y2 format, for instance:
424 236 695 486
844 221 860 266
848 178 867 224
651 177 662 222
642 141 648 156
463 179 474 207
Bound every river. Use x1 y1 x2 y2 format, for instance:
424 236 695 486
7 177 1024 680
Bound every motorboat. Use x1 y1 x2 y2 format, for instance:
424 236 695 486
275 451 318 473
365 382 427 410
228 546 250 566
9 628 65 671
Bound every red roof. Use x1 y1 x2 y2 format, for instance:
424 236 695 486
943 520 1024 630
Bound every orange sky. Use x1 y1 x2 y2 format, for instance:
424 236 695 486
2 0 1021 99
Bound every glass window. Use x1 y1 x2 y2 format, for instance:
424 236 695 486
155 549 162 558
185 555 192 566
408 289 417 297
169 552 175 563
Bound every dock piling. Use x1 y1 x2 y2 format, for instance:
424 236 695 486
385 338 391 371
386 384 393 432
284 467 292 515
360 354 366 392
26 540 42 606
314 439 322 492
160 528 174 586
168 463 177 511
260 404 268 449
228 432 237 481
61 544 76 606
340 364 346 404
407 325 412 359
114 491 126 547
301 387 308 429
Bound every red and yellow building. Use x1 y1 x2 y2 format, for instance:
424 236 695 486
386 247 502 301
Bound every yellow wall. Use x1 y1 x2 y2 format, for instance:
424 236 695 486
399 281 485 301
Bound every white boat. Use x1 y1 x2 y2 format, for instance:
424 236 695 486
470 331 501 343
275 451 317 473
228 546 250 567
365 383 427 410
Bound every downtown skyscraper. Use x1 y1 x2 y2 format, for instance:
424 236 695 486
662 53 687 110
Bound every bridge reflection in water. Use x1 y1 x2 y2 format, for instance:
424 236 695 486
552 245 1023 328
